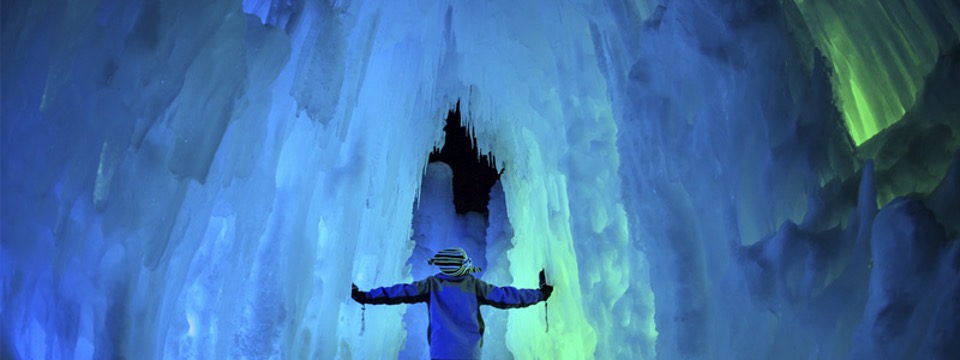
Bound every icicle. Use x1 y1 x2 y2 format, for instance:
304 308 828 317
545 301 549 333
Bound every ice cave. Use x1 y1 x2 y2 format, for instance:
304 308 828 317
2 0 959 358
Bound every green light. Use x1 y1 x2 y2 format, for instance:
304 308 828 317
790 0 957 145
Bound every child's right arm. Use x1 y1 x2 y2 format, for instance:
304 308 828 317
352 280 431 305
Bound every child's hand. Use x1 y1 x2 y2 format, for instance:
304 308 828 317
539 270 554 300
351 283 366 303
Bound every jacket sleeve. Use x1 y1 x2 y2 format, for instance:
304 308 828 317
361 279 431 305
475 279 544 309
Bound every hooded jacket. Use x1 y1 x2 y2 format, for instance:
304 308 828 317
359 273 545 359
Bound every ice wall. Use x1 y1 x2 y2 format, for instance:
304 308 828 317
2 0 451 358
3 0 959 359
604 1 853 356
599 0 960 358
787 0 960 145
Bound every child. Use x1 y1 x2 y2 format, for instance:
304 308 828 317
351 247 554 360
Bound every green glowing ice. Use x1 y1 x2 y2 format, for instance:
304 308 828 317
791 0 960 145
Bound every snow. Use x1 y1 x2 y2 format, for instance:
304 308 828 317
2 0 958 359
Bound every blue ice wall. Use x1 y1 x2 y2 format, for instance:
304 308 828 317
3 0 958 359
599 1 960 358
3 0 450 357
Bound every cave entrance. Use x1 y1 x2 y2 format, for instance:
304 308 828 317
428 101 501 216
408 100 503 264
407 100 504 273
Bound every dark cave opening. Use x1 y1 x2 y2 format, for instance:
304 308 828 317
428 102 501 215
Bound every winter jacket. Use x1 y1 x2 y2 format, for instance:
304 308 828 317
359 273 545 360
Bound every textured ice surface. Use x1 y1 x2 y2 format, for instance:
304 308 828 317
2 0 958 359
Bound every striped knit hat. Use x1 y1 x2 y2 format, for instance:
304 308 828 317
427 247 481 276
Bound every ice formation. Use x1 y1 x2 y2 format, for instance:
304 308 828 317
2 0 958 358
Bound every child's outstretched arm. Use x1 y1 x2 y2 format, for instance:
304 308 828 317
477 270 554 309
351 280 430 305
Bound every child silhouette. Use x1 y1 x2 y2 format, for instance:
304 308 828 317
351 247 554 360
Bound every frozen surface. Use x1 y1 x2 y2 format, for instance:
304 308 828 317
2 0 958 359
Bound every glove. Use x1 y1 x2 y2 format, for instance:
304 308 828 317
539 270 554 301
351 283 366 303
